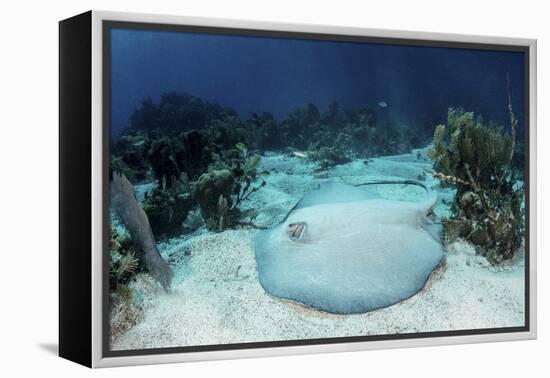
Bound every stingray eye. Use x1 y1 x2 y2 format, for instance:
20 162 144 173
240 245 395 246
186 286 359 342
287 222 306 240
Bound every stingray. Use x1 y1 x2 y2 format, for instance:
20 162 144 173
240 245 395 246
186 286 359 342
254 182 443 314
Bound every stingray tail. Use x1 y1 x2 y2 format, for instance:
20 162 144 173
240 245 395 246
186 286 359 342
353 179 428 192
354 179 438 214
421 191 441 242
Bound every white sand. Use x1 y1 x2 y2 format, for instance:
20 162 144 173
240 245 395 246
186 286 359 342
111 150 525 350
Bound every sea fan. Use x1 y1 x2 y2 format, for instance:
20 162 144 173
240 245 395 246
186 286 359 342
427 107 523 264
111 172 173 289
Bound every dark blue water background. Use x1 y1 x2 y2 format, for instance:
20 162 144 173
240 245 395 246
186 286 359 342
109 27 525 139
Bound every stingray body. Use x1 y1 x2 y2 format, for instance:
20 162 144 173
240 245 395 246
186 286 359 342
254 182 443 314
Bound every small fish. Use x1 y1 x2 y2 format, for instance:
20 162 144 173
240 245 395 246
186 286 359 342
132 140 146 147
293 151 308 159
377 101 388 108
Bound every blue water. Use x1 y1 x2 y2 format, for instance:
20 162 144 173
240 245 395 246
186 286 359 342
107 25 526 325
109 27 525 138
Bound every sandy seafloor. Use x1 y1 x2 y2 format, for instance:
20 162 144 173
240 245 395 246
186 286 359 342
111 148 525 350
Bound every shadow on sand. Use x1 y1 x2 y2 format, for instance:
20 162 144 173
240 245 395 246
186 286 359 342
38 343 58 356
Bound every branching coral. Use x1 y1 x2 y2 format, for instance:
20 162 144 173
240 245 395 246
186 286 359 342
232 150 266 209
427 107 524 264
192 143 266 231
217 194 230 231
191 169 236 231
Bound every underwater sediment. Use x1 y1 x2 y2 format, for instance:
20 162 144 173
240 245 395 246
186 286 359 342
109 151 525 350
108 92 525 348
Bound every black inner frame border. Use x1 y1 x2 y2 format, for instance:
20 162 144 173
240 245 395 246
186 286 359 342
102 19 531 358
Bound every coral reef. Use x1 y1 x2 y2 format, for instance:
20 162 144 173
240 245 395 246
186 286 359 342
111 92 440 240
111 155 135 183
427 108 524 264
111 172 173 288
112 132 151 182
147 137 180 188
109 273 160 340
279 103 322 149
191 169 236 231
245 112 282 150
109 224 147 339
119 94 423 175
109 225 141 291
283 102 414 164
141 177 193 238
202 143 266 229
130 93 236 133
176 130 216 180
110 284 142 339
308 141 353 169
232 151 266 211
